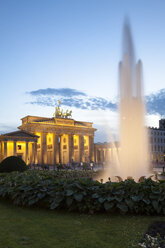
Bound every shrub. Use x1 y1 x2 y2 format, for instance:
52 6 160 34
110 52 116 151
31 169 97 179
0 171 164 215
0 156 28 173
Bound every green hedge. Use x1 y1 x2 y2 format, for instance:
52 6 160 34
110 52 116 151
0 156 28 173
0 170 165 215
33 169 98 179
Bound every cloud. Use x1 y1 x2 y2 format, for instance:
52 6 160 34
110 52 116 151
27 87 165 116
28 87 117 111
146 88 165 116
29 88 87 97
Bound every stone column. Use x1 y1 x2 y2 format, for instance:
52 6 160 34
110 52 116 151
100 149 104 163
95 147 98 163
53 134 60 164
52 133 59 164
41 133 47 164
97 149 100 162
79 135 84 162
25 142 29 164
34 142 38 164
103 149 106 162
13 141 17 156
59 135 62 164
96 149 98 163
31 143 34 164
52 133 56 165
68 134 74 162
4 141 7 158
89 135 94 162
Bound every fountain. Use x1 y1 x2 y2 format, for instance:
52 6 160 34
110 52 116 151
102 20 151 182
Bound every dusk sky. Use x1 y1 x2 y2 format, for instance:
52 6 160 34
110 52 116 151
0 0 165 142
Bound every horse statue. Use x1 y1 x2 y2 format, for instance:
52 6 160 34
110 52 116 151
63 109 72 118
53 100 72 118
67 110 72 118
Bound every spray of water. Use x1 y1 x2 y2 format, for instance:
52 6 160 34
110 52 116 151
102 20 151 182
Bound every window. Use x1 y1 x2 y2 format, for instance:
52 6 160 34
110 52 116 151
17 145 22 150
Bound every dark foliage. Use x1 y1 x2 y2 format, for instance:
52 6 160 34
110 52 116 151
0 171 164 215
0 156 28 173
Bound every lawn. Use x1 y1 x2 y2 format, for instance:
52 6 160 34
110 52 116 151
0 200 164 248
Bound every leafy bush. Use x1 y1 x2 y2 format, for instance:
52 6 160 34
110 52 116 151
0 171 164 215
24 170 97 179
0 156 28 173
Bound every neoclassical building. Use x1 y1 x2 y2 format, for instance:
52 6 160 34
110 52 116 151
94 142 120 164
1 104 163 166
0 112 96 165
0 130 38 164
94 119 165 164
148 119 165 162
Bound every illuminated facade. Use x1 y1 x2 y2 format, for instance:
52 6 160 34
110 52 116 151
0 130 38 164
0 115 96 165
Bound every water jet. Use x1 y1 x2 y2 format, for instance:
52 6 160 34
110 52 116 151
102 20 151 182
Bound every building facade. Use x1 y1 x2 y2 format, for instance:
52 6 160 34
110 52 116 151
0 115 96 165
1 113 164 166
149 119 165 162
94 119 165 164
94 142 120 164
0 130 38 164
